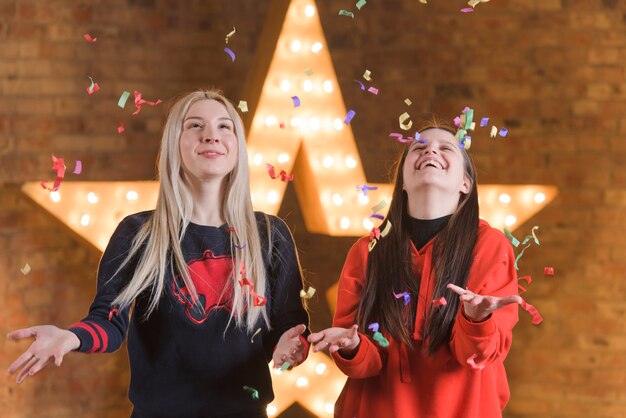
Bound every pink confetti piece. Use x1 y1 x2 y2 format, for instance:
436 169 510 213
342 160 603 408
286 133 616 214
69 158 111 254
279 122 285 129
83 33 97 43
291 96 301 107
432 297 447 307
356 184 378 196
368 322 379 333
466 354 485 370
251 290 267 306
460 7 474 12
224 46 236 62
344 109 356 124
354 79 366 90
453 116 462 127
266 163 293 182
72 160 82 174
389 132 414 143
108 306 118 321
117 122 125 134
369 226 381 241
367 86 379 95
86 77 100 95
393 291 410 306
40 155 66 192
132 91 162 115
520 300 543 325
544 267 555 276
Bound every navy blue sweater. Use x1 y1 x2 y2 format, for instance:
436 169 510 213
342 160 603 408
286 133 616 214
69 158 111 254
69 211 309 418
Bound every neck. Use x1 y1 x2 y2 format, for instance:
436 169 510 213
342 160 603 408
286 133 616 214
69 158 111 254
185 177 227 226
405 187 459 219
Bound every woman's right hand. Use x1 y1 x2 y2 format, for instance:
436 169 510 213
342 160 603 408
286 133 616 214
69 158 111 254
307 325 360 356
6 325 81 384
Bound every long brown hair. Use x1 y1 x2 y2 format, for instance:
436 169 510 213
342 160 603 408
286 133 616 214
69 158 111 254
357 120 479 354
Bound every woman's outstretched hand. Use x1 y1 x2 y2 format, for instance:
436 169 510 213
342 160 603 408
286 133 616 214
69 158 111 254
273 324 307 370
307 325 360 355
447 283 523 322
6 325 80 384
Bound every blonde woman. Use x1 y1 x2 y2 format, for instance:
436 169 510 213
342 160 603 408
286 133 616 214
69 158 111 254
7 89 310 418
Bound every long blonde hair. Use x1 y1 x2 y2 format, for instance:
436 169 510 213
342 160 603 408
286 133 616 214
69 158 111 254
112 89 270 332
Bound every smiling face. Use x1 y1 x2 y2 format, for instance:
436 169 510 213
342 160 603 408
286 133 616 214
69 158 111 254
179 99 238 184
402 128 470 198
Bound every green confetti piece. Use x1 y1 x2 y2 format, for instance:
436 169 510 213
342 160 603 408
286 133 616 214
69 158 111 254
372 331 389 348
356 0 367 10
464 108 474 130
503 228 520 248
514 243 532 271
279 361 291 371
243 385 259 400
338 9 355 18
117 91 131 109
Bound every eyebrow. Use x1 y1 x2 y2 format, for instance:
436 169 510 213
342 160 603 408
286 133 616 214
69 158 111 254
183 116 234 122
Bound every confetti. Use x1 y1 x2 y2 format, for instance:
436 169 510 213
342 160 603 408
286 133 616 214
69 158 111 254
279 122 285 129
463 108 474 130
380 221 392 237
344 109 356 124
300 286 316 299
530 226 540 244
224 46 236 62
514 243 532 271
86 76 99 95
499 127 509 137
243 386 259 400
404 98 412 106
460 7 474 12
389 133 412 143
338 10 354 18
393 291 410 306
291 96 301 107
363 70 372 81
108 306 119 321
466 354 485 370
356 0 367 10
237 100 248 113
251 328 262 343
453 116 462 127
369 227 381 241
371 200 387 213
226 227 236 233
372 331 389 348
419 0 427 3
40 154 66 192
72 160 82 175
252 291 267 306
399 112 413 130
356 184 378 196
368 322 379 333
83 33 97 43
20 263 31 275
544 267 555 276
517 275 531 293
480 117 489 127
351 78 363 89
266 163 293 182
132 91 162 115
503 228 520 248
225 26 236 44
370 213 384 220
234 243 247 250
304 67 313 76
117 122 125 134
117 91 131 108
520 299 543 325
279 361 291 371
432 297 447 307
490 126 498 138
367 86 379 95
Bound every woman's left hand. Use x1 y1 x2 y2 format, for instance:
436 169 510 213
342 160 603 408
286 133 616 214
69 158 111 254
447 283 522 322
273 324 307 370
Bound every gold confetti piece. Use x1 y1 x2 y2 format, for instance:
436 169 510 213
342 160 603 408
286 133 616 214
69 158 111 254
419 0 428 3
468 0 490 7
371 200 387 213
399 112 413 130
251 327 261 343
490 125 498 138
238 100 248 113
404 98 412 106
225 26 236 44
531 226 540 244
304 67 313 76
363 69 372 81
469 121 475 131
20 263 31 275
463 137 472 150
300 287 316 299
380 220 392 237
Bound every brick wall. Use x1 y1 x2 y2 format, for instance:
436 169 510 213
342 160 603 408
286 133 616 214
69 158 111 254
1 0 625 417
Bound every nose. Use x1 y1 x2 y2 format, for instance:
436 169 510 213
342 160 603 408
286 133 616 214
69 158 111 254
201 126 219 143
422 144 437 155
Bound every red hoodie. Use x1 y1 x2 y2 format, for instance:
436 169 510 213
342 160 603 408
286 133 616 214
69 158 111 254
331 220 519 418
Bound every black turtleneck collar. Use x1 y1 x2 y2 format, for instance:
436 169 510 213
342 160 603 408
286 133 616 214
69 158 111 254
407 214 452 251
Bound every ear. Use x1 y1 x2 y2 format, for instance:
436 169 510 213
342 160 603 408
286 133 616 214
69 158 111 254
460 176 471 195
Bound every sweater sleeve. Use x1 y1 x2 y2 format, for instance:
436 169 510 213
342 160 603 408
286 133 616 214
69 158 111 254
68 213 147 353
330 237 386 378
449 226 519 368
262 216 310 361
